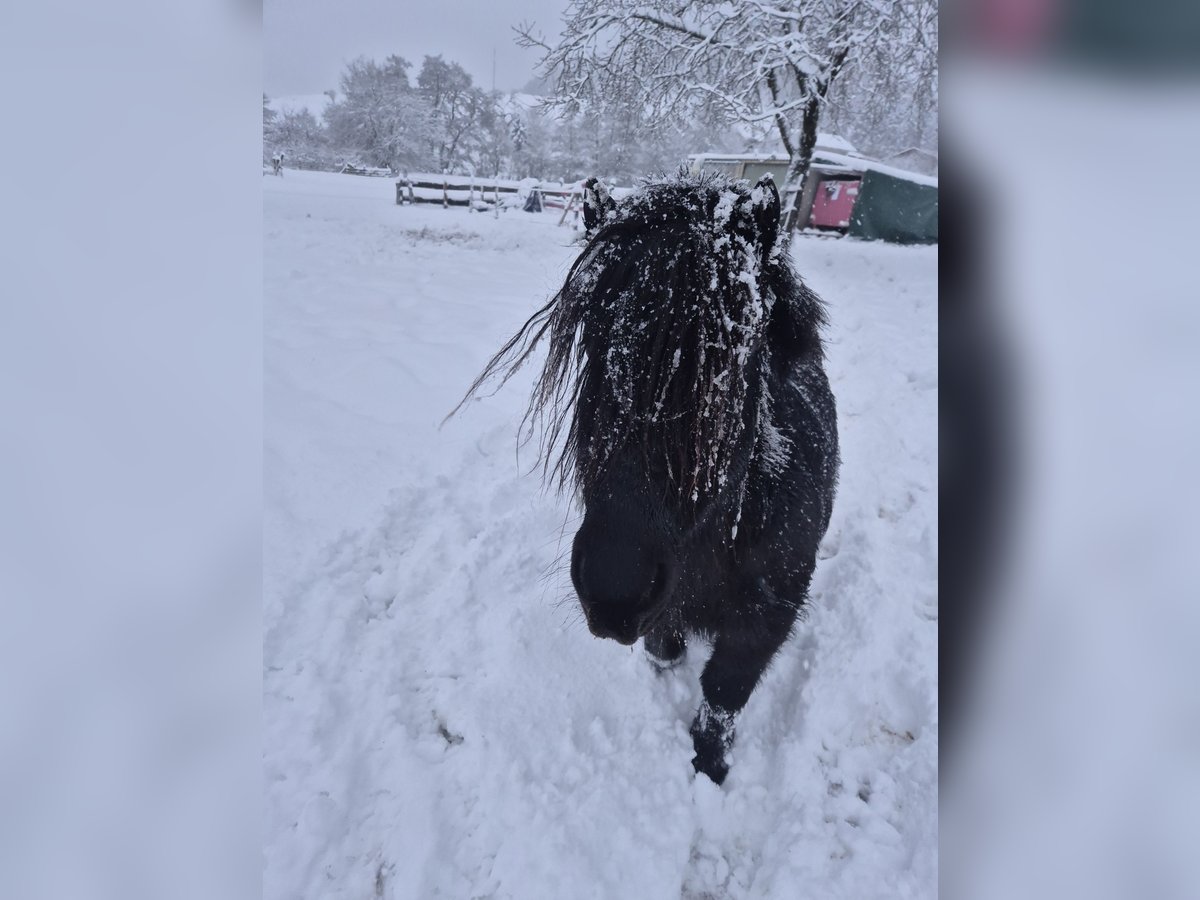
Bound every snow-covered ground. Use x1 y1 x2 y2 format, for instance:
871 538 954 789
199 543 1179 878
264 169 937 900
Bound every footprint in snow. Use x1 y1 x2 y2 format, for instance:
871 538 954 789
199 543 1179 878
362 567 398 617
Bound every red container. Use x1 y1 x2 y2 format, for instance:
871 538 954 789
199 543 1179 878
809 178 861 230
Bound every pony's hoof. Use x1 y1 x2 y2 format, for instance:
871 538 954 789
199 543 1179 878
690 701 735 784
692 750 730 785
643 626 686 670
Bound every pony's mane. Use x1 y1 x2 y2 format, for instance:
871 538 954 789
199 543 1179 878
450 172 825 502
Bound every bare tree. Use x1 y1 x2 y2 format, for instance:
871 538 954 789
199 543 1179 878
517 0 937 230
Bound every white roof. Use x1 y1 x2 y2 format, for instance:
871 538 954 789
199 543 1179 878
816 132 858 154
690 133 858 165
690 145 938 188
816 151 939 188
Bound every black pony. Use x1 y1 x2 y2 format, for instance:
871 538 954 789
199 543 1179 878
454 172 839 783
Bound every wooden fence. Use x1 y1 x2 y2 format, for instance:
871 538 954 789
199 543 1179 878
394 174 583 212
341 163 393 177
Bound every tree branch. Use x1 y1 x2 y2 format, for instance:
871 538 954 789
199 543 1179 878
765 70 795 157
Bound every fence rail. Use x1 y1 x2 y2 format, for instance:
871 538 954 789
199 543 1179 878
395 174 584 211
341 163 392 177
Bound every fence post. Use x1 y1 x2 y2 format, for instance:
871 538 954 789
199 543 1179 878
558 190 577 227
443 178 449 209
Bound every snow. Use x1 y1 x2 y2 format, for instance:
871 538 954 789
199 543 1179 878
264 169 937 899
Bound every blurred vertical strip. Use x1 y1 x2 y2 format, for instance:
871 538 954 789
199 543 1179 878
0 2 262 899
943 0 1200 897
937 152 1013 765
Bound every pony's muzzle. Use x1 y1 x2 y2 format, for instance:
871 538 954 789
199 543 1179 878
583 610 642 646
572 521 677 645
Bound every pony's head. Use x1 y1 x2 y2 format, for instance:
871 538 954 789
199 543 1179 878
455 172 815 644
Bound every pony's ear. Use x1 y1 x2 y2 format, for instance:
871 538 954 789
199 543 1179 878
749 174 781 259
582 177 616 237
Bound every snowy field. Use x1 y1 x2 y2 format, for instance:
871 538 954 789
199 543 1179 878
264 169 937 899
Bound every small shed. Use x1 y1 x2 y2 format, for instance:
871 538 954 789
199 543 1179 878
848 170 939 245
688 146 938 245
815 151 938 244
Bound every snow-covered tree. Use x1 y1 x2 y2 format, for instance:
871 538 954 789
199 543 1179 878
270 109 326 158
511 107 556 178
417 56 494 173
509 113 527 155
518 0 937 230
325 55 433 170
475 101 517 178
823 0 938 159
267 49 747 182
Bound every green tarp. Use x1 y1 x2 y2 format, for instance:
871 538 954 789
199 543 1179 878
848 169 939 245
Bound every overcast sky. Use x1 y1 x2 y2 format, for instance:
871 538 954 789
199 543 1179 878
264 0 570 98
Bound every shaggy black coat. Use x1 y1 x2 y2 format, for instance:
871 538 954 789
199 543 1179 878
455 172 839 783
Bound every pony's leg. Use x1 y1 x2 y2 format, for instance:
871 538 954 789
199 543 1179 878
690 608 796 784
644 624 686 672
